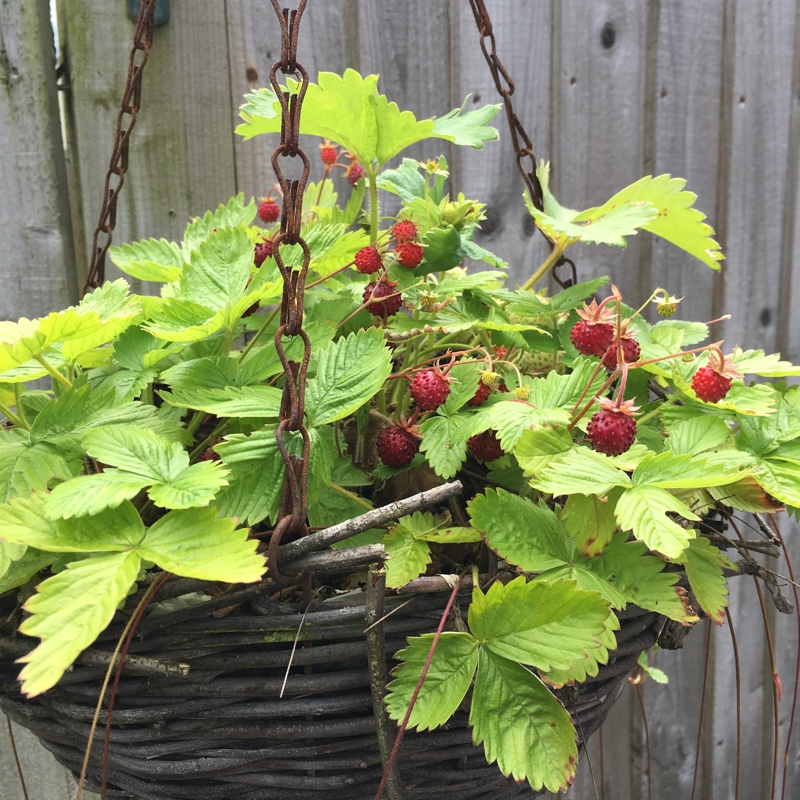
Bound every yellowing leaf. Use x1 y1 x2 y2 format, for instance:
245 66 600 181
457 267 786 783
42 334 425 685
17 550 141 696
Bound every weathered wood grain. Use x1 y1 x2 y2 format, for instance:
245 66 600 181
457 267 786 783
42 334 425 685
59 0 236 294
550 1 651 299
451 0 553 288
0 0 78 319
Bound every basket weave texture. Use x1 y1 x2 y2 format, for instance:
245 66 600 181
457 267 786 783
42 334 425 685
0 583 663 800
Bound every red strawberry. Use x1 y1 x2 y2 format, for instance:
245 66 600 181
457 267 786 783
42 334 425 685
467 380 491 407
363 280 402 318
258 197 280 224
691 349 741 403
395 241 424 269
570 298 616 357
410 368 451 411
345 158 365 187
468 430 504 462
601 336 641 370
586 399 638 456
254 237 274 267
392 220 418 243
319 141 338 165
376 425 418 467
354 246 383 275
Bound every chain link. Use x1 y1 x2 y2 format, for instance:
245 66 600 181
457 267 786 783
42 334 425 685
82 0 157 296
266 0 312 584
467 0 545 214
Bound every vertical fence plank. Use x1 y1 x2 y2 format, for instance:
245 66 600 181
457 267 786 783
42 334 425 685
59 0 236 292
451 0 553 288
0 0 78 318
550 0 652 301
646 0 725 327
713 0 797 351
226 0 353 205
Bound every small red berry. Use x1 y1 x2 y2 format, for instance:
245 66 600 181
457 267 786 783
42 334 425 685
395 242 425 269
586 399 638 456
363 280 402 318
410 368 451 411
467 381 491 407
319 142 338 165
601 337 641 370
691 367 732 403
571 320 615 357
354 246 383 275
258 198 280 224
468 431 505 462
254 237 274 267
492 345 508 360
376 425 418 467
392 220 418 243
345 159 365 187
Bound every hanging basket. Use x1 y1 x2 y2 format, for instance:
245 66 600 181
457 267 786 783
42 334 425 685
0 577 666 800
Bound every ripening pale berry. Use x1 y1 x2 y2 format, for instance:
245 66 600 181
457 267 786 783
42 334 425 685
467 380 491 407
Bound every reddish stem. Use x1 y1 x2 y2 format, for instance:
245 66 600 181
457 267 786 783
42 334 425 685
725 607 742 800
374 575 463 800
691 620 713 800
772 515 800 800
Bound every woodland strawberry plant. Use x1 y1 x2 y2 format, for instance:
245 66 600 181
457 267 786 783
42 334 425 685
2 68 800 793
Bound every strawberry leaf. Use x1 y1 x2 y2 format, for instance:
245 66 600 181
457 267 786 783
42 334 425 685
678 537 735 624
17 550 142 696
385 632 479 732
614 485 699 558
532 447 632 497
470 648 578 792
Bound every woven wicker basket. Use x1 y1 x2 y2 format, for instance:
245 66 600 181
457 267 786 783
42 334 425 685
0 576 665 800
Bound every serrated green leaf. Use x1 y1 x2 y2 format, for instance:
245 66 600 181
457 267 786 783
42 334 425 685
183 194 257 256
0 539 26 579
385 632 479 731
47 470 152 518
752 458 800 507
542 619 619 688
0 311 105 373
416 225 463 275
214 427 299 525
469 576 613 673
514 426 574 477
17 550 141 696
108 238 183 282
666 417 732 455
438 363 481 416
383 528 432 589
304 328 392 426
237 70 499 170
528 359 607 410
147 460 229 509
0 496 144 552
0 428 77 503
708 475 786 513
0 547 54 594
560 490 620 556
591 174 724 268
731 347 800 377
471 649 578 792
477 400 569 452
615 485 698 558
679 537 734 624
164 385 282 418
139 507 264 583
419 414 471 479
632 450 747 489
532 447 631 496
83 425 185 482
468 488 571 571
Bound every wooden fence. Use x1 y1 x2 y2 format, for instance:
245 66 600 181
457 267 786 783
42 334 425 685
1 1 799 798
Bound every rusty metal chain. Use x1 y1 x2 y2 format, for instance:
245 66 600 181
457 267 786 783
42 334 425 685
82 0 157 296
266 0 312 584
